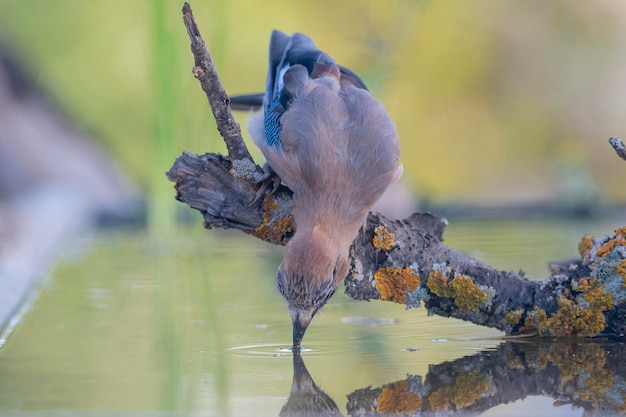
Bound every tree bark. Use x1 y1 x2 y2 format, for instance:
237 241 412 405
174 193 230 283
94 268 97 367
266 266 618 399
609 136 626 162
168 3 626 339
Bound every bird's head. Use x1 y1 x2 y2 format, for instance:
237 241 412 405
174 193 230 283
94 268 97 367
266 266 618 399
276 227 351 348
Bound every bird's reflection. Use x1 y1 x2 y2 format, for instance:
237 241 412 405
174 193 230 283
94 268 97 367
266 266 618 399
279 352 343 417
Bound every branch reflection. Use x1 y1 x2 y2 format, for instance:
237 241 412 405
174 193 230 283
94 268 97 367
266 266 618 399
281 341 626 416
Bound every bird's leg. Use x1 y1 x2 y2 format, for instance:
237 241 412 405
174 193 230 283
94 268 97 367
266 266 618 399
251 163 282 204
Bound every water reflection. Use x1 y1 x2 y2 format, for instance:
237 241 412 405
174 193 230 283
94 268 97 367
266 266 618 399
2 222 625 415
284 341 626 416
281 353 343 417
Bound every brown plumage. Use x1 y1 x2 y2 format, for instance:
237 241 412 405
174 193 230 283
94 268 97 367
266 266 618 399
243 31 401 347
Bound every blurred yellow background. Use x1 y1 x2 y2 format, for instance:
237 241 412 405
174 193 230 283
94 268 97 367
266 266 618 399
0 0 624 210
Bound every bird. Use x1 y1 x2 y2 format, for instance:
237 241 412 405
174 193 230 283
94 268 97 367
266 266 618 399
232 30 401 348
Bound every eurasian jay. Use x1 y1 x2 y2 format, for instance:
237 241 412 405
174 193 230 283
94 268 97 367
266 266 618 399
231 31 401 348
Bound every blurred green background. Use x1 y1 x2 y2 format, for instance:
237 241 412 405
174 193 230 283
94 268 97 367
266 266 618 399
0 0 624 224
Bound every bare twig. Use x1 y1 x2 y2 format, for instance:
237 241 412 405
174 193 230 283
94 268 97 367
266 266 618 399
609 136 626 161
181 3 258 166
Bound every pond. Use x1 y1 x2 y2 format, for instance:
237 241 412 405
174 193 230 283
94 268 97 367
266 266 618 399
0 217 625 416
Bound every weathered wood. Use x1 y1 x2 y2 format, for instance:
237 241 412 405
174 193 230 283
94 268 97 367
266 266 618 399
169 3 626 339
166 151 295 245
609 136 626 161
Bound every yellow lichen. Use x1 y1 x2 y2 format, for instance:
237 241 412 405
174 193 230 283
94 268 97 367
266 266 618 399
249 194 295 245
506 355 524 370
505 309 523 327
428 370 490 411
426 269 454 298
615 259 626 284
427 271 489 312
450 275 490 312
534 344 614 404
373 226 397 251
522 306 548 334
376 380 423 415
523 278 612 336
575 278 613 312
375 267 421 304
578 235 594 258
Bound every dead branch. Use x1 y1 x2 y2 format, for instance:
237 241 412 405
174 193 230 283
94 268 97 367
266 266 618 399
609 136 626 161
181 2 265 177
168 3 626 339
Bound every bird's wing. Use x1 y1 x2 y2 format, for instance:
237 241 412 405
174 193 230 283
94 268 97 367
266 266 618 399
248 31 399 210
258 31 368 148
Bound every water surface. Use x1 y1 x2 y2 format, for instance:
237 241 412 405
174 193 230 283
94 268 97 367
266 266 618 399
0 218 624 416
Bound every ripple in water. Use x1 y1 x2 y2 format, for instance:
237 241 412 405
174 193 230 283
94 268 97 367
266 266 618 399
227 342 354 358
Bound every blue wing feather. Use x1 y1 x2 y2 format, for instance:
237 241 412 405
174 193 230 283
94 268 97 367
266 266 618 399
262 31 368 149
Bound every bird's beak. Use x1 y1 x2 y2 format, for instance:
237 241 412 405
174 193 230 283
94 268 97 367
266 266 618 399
292 315 311 349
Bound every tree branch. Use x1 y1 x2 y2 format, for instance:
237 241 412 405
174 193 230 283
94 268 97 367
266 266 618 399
609 136 626 161
168 3 626 339
181 2 265 179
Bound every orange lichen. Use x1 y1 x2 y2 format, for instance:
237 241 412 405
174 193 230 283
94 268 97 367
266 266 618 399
426 269 454 298
615 259 626 283
427 271 490 312
523 278 612 336
596 240 616 259
428 370 490 411
575 278 613 312
373 226 397 251
375 267 421 304
249 194 295 245
578 235 594 258
376 380 423 415
596 227 626 259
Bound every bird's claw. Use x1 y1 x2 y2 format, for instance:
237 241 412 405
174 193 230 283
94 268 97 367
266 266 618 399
251 164 281 205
